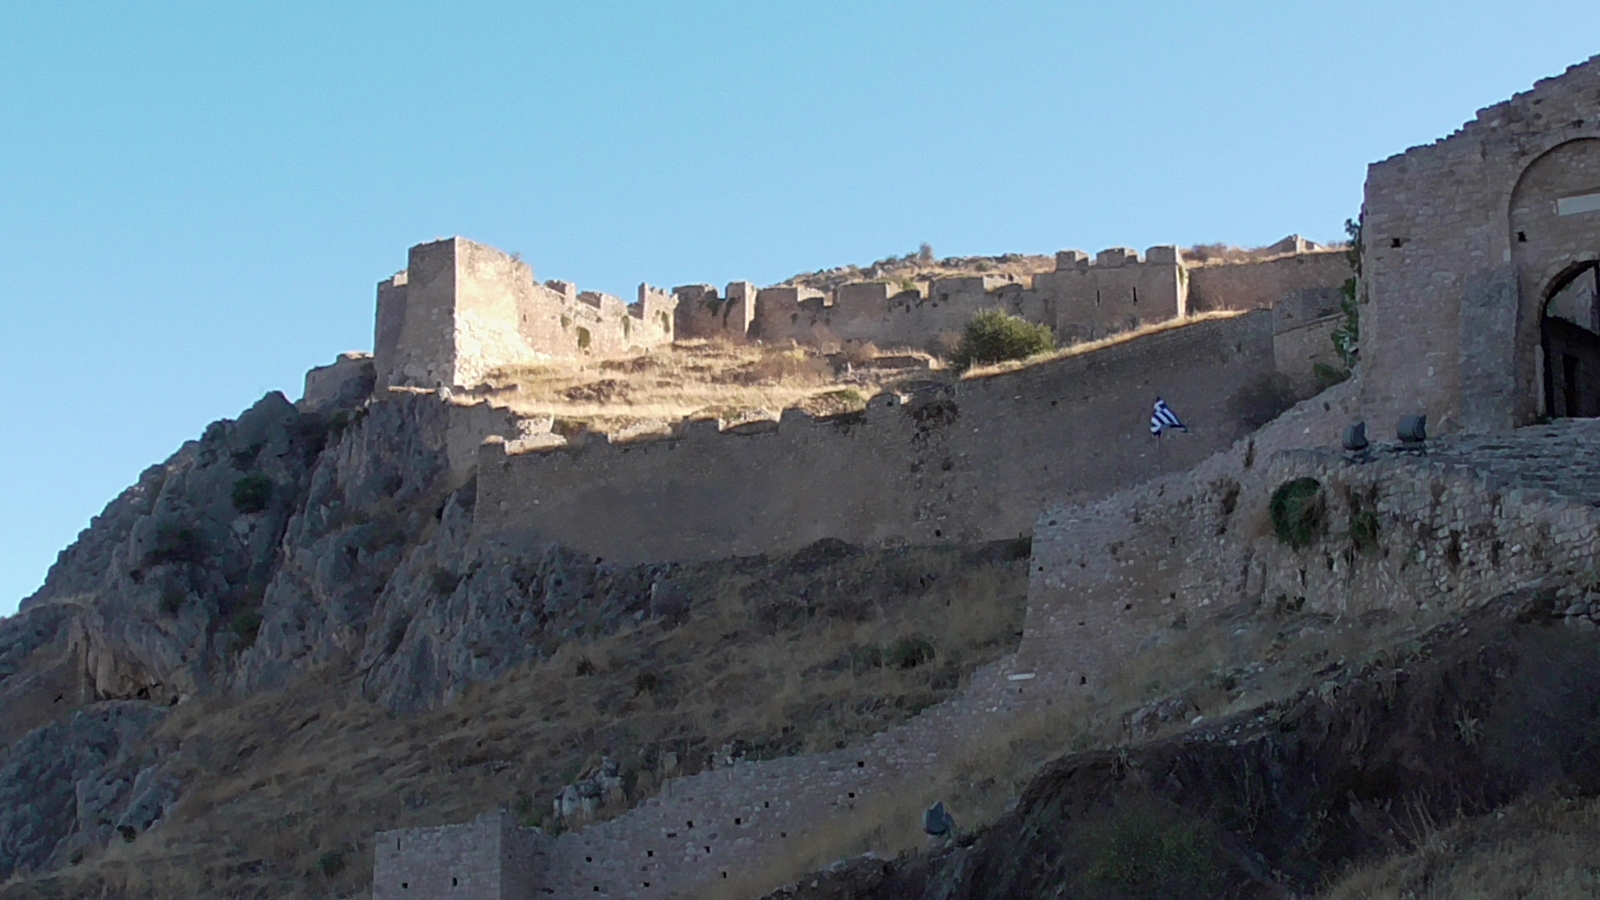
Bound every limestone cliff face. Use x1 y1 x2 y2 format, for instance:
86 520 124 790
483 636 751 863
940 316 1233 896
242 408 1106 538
39 390 320 702
0 379 714 880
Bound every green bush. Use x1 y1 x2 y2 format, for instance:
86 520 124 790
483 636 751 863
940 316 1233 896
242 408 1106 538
951 310 1055 370
431 567 463 596
231 610 263 646
1350 493 1380 552
316 850 345 878
1269 477 1325 549
144 524 205 567
885 635 936 669
231 473 273 514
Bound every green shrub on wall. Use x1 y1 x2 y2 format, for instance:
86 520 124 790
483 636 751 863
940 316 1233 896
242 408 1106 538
231 473 273 514
1269 477 1325 549
951 310 1055 370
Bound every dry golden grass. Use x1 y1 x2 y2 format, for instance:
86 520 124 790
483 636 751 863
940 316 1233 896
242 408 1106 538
783 252 1056 294
708 597 1454 900
961 311 1248 380
472 340 936 438
1321 793 1600 899
10 543 1028 900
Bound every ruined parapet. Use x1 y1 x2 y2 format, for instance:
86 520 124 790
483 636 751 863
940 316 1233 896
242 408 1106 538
751 285 829 341
375 237 677 392
1185 248 1350 315
373 811 546 900
1033 245 1186 342
300 352 375 411
673 281 756 339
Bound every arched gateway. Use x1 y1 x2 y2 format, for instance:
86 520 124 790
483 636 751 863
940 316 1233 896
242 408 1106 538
1361 57 1600 433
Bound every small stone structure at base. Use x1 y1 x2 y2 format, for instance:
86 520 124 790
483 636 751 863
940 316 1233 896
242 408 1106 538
373 811 544 900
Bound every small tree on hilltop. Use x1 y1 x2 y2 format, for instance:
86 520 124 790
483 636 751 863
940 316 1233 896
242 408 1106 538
952 310 1055 371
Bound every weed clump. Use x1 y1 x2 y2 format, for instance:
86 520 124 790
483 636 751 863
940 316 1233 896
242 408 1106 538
951 311 1054 371
1081 802 1227 897
231 474 273 514
316 850 345 878
1269 477 1325 549
231 610 263 647
144 525 205 568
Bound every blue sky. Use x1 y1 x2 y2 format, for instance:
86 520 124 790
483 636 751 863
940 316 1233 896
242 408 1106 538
3 1 1599 615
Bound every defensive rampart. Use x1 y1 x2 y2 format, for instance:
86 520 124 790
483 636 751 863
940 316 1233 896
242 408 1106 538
669 246 1348 356
1186 249 1350 316
378 397 1600 900
472 311 1284 562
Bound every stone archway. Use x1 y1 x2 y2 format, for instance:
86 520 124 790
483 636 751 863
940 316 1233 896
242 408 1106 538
1542 262 1600 417
1509 138 1600 422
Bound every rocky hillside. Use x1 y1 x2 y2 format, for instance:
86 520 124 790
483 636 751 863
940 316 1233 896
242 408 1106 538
0 378 1030 898
759 586 1600 900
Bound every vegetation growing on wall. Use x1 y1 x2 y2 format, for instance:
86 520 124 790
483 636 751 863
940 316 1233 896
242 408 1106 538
1269 477 1325 549
1332 214 1363 368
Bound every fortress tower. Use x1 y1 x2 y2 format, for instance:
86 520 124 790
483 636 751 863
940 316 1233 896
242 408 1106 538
373 237 677 391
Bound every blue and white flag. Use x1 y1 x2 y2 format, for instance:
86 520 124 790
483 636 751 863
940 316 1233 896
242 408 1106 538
1150 397 1187 436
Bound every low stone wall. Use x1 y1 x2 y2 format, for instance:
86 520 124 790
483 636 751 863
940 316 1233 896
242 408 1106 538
373 811 542 899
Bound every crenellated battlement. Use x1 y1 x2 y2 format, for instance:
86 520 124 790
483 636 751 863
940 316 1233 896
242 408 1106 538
374 235 1347 394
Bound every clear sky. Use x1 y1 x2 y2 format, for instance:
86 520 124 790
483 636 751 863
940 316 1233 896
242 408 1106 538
3 1 1599 616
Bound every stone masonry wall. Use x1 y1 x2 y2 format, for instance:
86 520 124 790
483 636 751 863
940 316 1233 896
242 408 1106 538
669 246 1347 357
1035 246 1185 342
374 238 677 391
1360 54 1600 433
473 312 1285 564
301 352 375 411
1023 394 1600 694
374 811 544 900
1187 249 1350 316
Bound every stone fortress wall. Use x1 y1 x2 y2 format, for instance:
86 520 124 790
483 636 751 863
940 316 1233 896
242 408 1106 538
675 243 1350 355
371 234 1350 394
472 312 1283 563
374 237 678 391
366 56 1600 900
375 397 1600 900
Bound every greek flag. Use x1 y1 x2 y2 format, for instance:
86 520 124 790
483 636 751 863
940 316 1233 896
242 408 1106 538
1150 397 1187 436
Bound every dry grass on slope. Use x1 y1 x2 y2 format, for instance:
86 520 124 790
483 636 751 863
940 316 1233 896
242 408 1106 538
721 599 1454 900
1320 794 1600 900
7 541 1028 900
473 340 936 438
961 311 1249 380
